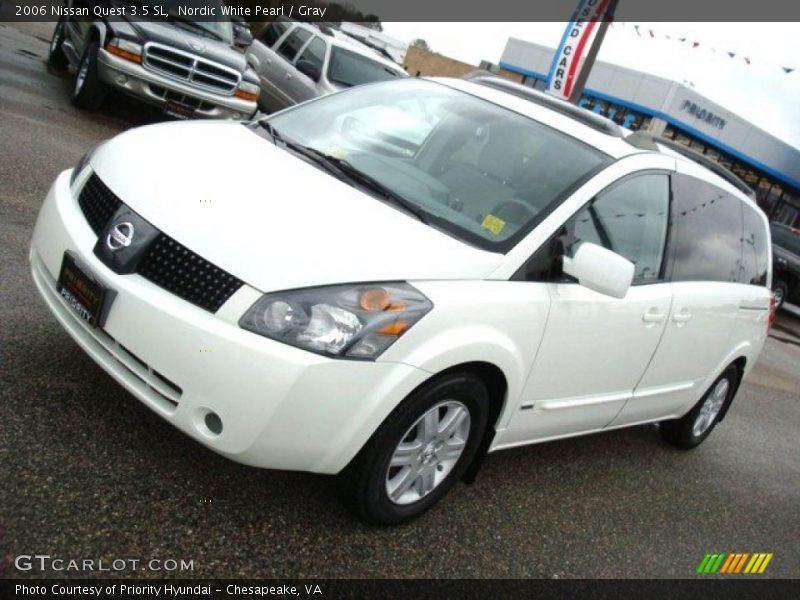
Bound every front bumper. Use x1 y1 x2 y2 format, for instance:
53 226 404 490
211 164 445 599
97 48 257 120
29 170 431 473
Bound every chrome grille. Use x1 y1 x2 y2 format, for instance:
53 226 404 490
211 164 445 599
143 42 240 94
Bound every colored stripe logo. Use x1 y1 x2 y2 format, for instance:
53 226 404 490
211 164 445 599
697 552 773 574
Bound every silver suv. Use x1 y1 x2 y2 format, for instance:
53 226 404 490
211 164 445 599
246 18 407 113
48 0 260 120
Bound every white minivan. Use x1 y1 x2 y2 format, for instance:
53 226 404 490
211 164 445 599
30 76 774 524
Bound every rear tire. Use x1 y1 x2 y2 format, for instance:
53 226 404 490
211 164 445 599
340 373 489 525
772 280 788 310
48 19 68 68
661 365 739 449
71 40 107 110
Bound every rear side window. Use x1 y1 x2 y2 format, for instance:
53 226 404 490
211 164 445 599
670 174 743 283
260 18 290 48
741 206 769 286
277 28 312 63
328 48 401 87
298 36 326 72
772 224 800 255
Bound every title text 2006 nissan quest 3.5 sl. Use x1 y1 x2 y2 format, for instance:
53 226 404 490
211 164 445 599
30 76 774 524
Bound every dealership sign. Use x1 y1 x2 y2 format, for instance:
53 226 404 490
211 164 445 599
680 100 727 130
546 0 612 100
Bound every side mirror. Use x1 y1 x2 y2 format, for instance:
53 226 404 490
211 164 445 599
233 25 253 49
562 242 634 299
296 59 321 82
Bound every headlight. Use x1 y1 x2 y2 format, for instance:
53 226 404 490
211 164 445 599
105 37 142 63
234 80 260 102
240 283 432 359
70 143 103 186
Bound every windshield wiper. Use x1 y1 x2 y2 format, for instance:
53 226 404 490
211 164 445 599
324 155 430 224
254 126 429 224
290 145 429 224
256 119 283 145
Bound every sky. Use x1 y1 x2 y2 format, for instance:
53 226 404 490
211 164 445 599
381 22 800 149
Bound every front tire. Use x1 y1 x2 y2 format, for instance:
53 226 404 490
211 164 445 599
341 373 489 525
48 19 68 68
71 40 107 110
661 365 739 449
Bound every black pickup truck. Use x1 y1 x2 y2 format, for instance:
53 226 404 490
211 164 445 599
771 223 800 309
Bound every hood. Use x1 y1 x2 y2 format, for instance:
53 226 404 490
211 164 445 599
111 18 246 73
90 122 503 293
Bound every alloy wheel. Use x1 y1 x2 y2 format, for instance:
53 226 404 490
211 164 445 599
385 400 471 505
75 55 89 95
692 378 729 437
51 22 62 54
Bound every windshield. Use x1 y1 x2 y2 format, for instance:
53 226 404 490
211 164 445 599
145 0 232 43
266 79 610 251
328 47 402 87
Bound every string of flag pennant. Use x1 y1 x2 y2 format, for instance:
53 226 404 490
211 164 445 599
610 23 796 75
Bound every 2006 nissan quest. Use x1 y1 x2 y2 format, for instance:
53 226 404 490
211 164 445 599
30 76 774 524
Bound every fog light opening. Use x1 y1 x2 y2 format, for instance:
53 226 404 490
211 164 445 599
204 411 223 436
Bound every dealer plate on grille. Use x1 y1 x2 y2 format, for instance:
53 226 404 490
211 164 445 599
57 252 112 328
164 100 196 120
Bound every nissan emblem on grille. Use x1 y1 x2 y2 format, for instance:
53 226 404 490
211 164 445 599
107 222 135 251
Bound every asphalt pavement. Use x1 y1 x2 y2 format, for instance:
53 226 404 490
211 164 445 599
1 22 798 579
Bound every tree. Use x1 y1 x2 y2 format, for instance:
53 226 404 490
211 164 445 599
362 15 382 31
411 38 431 52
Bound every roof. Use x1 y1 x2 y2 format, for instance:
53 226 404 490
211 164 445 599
436 77 642 160
438 76 759 206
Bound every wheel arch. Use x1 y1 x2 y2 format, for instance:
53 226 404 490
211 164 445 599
88 21 108 47
717 355 747 422
413 361 510 484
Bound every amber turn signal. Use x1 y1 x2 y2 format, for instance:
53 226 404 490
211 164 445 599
234 88 259 102
359 288 391 312
105 44 142 64
377 321 410 336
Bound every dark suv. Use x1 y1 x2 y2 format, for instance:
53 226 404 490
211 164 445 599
48 0 259 119
771 223 800 309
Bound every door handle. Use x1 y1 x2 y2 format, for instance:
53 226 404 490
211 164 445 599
286 73 293 80
672 309 693 325
266 57 272 64
642 308 667 324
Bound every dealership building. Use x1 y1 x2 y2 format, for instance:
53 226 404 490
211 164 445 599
492 38 800 227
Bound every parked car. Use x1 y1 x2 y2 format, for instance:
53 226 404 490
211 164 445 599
246 18 407 113
30 76 774 525
770 223 800 309
48 0 260 119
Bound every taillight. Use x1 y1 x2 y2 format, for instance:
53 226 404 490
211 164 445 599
768 292 777 332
